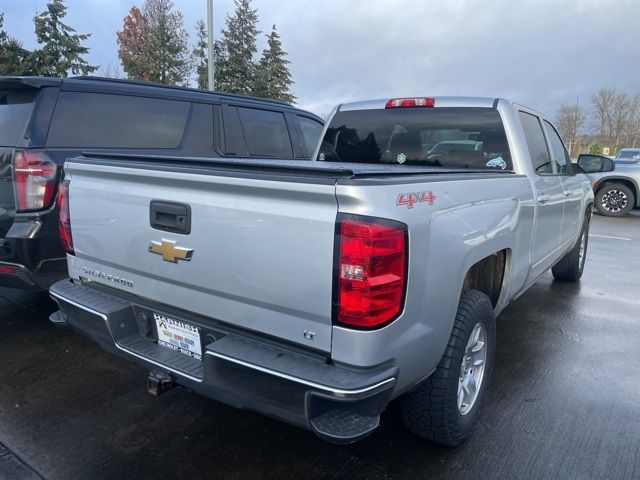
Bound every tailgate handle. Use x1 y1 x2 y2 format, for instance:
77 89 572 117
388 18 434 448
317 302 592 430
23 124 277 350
149 201 191 235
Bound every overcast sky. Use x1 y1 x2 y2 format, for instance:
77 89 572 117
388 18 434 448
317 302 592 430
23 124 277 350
2 0 639 118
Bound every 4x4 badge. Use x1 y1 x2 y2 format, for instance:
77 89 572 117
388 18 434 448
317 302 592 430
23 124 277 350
396 191 436 208
149 239 194 263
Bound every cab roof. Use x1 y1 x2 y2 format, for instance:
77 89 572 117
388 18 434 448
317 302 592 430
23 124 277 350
338 96 501 112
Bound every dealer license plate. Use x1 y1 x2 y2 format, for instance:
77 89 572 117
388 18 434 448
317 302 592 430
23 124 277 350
153 312 202 361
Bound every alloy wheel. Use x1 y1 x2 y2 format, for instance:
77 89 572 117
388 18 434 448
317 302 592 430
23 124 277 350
601 189 628 213
458 323 487 415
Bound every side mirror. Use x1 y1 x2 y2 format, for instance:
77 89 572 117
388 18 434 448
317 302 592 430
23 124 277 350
577 154 615 173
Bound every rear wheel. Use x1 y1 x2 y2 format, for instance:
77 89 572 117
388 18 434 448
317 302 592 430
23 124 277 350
595 183 634 217
400 290 496 446
552 216 590 282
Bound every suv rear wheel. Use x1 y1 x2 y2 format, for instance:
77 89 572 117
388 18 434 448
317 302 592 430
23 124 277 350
400 290 496 445
595 182 634 217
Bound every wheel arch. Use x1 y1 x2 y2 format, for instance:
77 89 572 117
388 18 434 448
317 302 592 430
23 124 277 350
593 177 639 206
461 249 510 309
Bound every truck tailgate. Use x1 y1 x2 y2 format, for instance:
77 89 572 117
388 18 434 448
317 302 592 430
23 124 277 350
65 160 339 352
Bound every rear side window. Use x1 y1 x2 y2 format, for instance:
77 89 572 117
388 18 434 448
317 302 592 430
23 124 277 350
519 111 552 174
47 92 190 149
237 107 293 157
0 89 37 146
298 116 323 156
221 106 248 156
317 107 512 170
543 120 570 174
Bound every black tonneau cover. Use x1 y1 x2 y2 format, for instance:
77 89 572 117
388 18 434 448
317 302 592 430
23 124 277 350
77 151 515 179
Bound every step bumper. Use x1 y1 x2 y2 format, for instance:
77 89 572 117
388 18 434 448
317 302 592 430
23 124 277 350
49 279 398 444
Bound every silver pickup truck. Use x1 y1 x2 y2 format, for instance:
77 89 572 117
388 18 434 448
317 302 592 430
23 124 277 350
49 97 593 446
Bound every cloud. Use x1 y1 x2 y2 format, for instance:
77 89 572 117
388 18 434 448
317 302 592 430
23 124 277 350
3 0 639 120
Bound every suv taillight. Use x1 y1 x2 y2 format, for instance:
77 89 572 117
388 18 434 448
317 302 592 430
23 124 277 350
57 179 73 254
334 215 407 329
13 150 58 212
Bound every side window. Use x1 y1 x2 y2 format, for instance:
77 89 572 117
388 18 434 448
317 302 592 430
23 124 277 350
519 111 552 174
237 107 293 158
47 92 190 149
221 105 248 156
298 116 323 157
181 103 213 154
544 120 570 174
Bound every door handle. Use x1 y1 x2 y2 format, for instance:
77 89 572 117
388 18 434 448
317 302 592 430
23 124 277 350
538 194 550 203
150 201 191 235
564 191 572 197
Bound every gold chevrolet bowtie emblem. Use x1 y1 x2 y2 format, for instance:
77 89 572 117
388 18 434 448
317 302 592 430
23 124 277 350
148 240 194 263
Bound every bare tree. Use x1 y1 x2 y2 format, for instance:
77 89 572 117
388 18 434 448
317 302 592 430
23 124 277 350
591 88 616 144
99 63 123 78
590 89 637 152
622 94 640 147
556 99 585 156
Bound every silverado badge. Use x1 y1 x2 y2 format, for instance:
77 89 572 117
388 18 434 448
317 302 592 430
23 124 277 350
149 239 194 263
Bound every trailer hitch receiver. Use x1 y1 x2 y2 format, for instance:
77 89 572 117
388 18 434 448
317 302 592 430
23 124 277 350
147 370 174 396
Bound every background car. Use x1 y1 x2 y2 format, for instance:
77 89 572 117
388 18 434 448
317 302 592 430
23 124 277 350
575 153 640 216
614 148 640 164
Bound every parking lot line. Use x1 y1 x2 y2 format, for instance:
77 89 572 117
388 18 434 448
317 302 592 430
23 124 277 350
590 233 631 241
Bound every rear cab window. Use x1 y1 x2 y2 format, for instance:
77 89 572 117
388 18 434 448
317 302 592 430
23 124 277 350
316 107 512 171
0 89 37 146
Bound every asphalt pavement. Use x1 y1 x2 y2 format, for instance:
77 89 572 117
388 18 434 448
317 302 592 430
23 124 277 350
0 213 639 480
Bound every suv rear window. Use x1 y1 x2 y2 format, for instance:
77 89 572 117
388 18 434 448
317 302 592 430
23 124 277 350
237 107 293 158
317 107 512 170
0 89 37 146
47 92 190 149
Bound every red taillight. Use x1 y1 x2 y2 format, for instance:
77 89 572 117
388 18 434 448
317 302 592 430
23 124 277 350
0 266 16 275
57 179 73 254
335 215 407 328
13 150 58 212
385 97 435 109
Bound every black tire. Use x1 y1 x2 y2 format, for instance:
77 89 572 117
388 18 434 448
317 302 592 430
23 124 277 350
400 290 496 446
551 217 590 282
595 183 634 217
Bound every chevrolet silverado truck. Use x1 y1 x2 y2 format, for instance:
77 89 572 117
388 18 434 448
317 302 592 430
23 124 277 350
49 97 593 445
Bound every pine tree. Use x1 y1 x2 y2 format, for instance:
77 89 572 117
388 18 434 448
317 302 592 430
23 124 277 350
0 13 34 75
30 0 97 77
254 25 295 103
212 40 228 90
215 0 260 95
117 0 191 86
193 20 208 89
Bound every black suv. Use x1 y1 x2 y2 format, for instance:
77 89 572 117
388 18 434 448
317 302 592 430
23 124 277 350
0 76 324 290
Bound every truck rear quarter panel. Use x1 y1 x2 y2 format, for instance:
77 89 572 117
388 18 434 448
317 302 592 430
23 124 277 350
332 174 535 395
